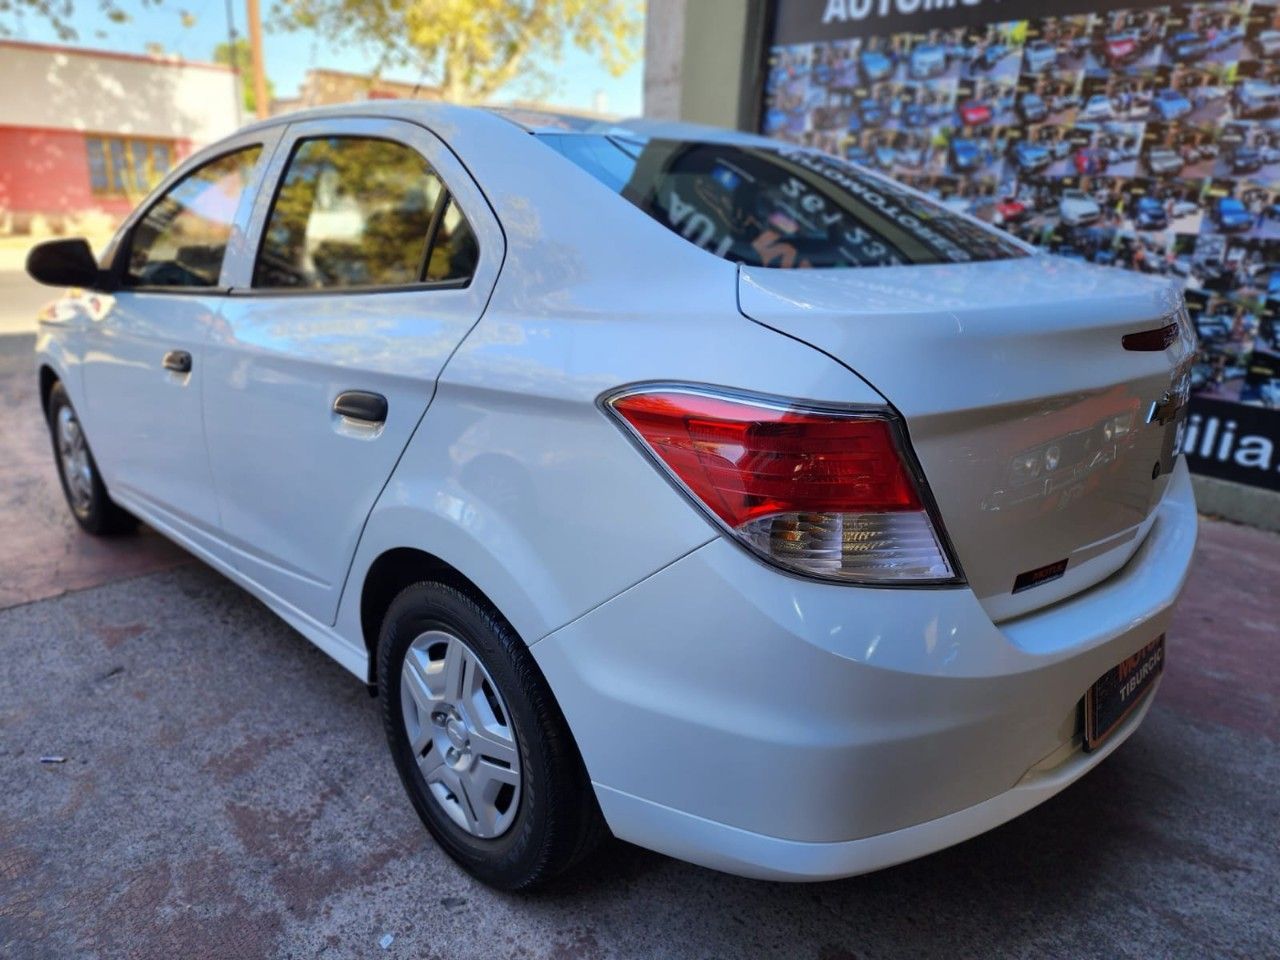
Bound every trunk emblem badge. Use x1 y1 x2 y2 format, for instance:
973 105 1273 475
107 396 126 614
1147 391 1181 426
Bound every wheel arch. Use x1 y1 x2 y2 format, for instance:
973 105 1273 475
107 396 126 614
359 546 512 689
38 364 60 419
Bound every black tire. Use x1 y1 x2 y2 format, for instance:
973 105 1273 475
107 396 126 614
377 582 605 890
45 381 136 536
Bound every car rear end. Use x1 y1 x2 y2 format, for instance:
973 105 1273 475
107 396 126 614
531 130 1198 879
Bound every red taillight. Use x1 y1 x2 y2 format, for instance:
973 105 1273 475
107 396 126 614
607 388 957 584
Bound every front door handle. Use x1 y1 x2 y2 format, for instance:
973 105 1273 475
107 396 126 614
333 390 388 424
162 350 192 373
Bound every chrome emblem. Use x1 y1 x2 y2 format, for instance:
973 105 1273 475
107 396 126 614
1147 391 1180 426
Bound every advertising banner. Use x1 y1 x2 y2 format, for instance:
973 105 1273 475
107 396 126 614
761 0 1280 491
1185 394 1280 488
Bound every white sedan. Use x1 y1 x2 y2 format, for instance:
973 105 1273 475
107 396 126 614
27 103 1197 889
1080 94 1116 121
1059 188 1103 225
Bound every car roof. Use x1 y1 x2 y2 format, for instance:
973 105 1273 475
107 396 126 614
234 99 778 148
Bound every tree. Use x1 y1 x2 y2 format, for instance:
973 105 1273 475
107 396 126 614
214 38 275 114
1 0 160 41
274 0 643 105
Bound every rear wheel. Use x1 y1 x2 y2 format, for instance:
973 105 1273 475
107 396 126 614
377 582 605 890
46 381 136 535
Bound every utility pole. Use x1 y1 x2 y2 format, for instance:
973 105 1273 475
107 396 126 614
223 0 243 126
245 0 270 119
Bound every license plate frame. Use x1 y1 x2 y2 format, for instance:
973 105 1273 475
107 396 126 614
1084 635 1165 751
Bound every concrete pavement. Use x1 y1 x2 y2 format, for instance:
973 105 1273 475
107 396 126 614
0 270 51 335
1 333 1278 959
0 335 189 609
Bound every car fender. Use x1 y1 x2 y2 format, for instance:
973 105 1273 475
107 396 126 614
333 307 886 666
33 296 94 421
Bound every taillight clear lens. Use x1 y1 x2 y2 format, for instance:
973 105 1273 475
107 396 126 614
606 388 957 583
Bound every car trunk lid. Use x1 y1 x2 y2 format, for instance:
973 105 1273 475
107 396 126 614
738 254 1194 621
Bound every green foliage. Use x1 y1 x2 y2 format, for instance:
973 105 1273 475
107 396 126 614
272 0 643 104
213 38 276 114
0 0 160 40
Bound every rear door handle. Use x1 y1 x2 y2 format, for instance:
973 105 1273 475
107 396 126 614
162 350 192 373
333 390 388 424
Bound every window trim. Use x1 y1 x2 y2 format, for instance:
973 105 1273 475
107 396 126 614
108 142 266 294
244 133 477 298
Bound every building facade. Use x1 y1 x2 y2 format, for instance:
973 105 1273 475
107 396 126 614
269 67 443 116
0 41 239 235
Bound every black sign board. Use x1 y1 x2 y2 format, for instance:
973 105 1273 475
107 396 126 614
759 0 1280 493
1183 396 1280 492
772 0 1167 45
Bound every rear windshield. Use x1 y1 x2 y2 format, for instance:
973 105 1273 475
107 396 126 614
539 134 1027 269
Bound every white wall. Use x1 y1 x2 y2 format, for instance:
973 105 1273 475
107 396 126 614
644 0 687 120
641 0 761 129
0 43 239 142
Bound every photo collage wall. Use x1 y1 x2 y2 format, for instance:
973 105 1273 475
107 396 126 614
761 1 1280 451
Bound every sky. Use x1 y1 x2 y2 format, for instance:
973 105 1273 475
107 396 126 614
8 1 644 116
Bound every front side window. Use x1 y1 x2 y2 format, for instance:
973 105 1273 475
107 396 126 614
540 134 1027 269
125 146 262 288
254 136 475 290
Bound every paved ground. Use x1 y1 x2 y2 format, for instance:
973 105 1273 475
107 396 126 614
0 271 51 335
1 331 1278 959
0 334 189 609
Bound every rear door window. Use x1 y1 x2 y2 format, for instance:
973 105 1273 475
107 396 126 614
539 134 1027 269
253 136 477 290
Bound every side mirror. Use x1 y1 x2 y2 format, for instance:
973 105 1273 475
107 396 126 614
25 238 113 290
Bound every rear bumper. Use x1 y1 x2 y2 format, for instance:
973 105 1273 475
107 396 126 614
592 681 1159 881
532 458 1197 880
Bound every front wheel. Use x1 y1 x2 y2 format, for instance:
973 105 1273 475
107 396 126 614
46 381 136 535
377 582 605 890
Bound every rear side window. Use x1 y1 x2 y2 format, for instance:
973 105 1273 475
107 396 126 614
254 136 476 290
126 145 261 288
539 134 1026 269
424 199 479 283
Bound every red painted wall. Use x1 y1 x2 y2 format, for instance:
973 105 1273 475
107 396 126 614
0 126 192 221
